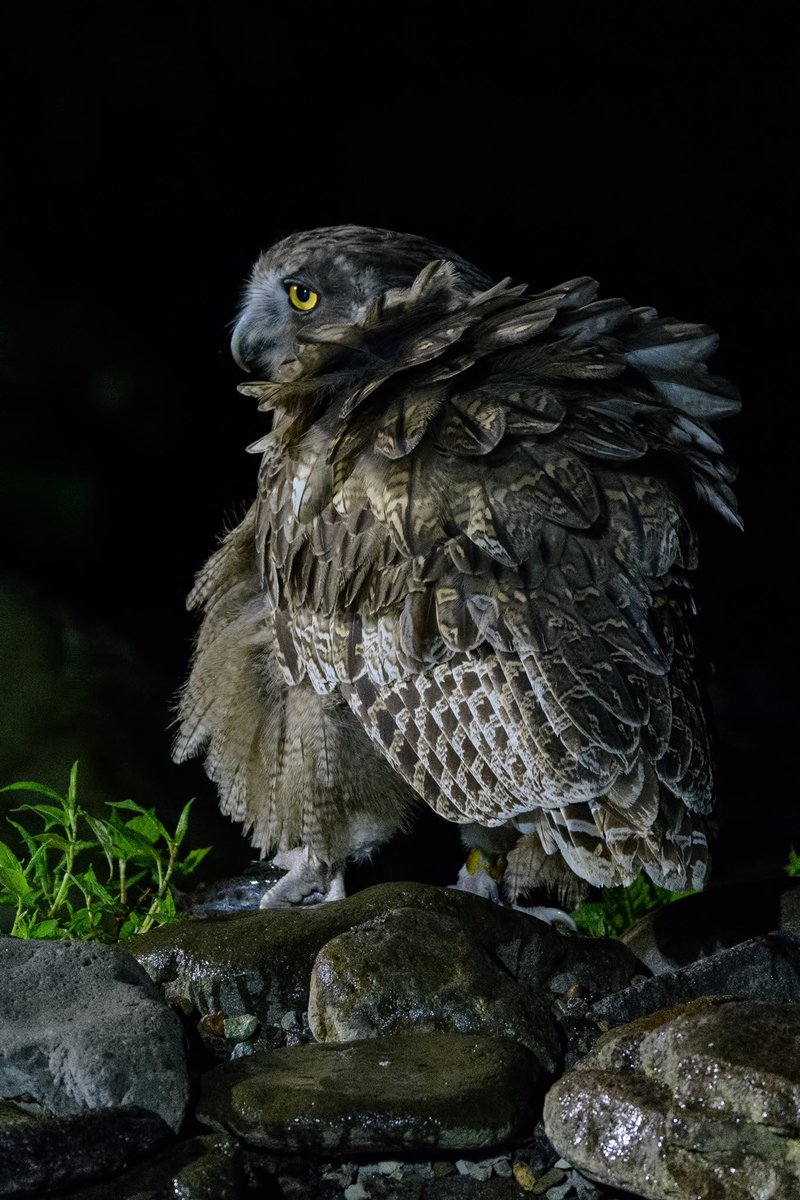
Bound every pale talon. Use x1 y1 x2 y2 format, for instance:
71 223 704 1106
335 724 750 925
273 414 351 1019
259 847 346 908
513 903 578 931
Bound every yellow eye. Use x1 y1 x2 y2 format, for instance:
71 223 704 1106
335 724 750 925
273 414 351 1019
287 282 320 312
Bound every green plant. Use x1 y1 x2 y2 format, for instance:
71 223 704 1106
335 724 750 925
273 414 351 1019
785 848 800 878
0 762 210 941
571 873 694 938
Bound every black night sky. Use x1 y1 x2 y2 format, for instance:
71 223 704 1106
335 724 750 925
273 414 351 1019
2 5 797 885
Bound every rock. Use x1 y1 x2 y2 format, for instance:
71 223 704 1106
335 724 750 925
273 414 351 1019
42 1133 252 1199
544 996 800 1199
0 938 188 1131
229 1042 253 1059
308 908 561 1072
182 861 285 915
0 1103 171 1196
621 876 800 973
590 930 800 1031
133 881 643 1029
196 1032 543 1154
223 1013 258 1040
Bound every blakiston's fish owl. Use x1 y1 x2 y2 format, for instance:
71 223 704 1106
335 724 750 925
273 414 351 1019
174 225 740 909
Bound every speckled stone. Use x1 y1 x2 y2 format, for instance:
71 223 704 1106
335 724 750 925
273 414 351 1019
308 907 561 1072
591 930 800 1030
0 937 188 1131
196 1032 544 1154
544 996 800 1199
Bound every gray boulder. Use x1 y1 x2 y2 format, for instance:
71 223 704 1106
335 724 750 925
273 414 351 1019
590 930 800 1031
544 996 800 1199
308 907 561 1073
0 938 188 1131
197 1032 544 1154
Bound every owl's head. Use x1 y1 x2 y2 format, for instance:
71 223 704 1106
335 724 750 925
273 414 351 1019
231 225 492 381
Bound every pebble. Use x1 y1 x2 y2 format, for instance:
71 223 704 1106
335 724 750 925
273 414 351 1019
512 1161 537 1191
456 1158 493 1181
223 1012 258 1040
532 1167 567 1195
230 1041 254 1059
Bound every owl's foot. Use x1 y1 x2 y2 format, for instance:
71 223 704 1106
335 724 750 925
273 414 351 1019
260 847 346 908
449 848 505 902
450 848 577 929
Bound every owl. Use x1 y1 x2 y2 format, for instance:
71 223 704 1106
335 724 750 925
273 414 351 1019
173 225 740 910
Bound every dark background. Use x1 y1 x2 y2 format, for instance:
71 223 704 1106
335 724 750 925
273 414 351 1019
1 4 796 886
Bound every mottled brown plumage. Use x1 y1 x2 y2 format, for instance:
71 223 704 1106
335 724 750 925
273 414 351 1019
174 225 740 907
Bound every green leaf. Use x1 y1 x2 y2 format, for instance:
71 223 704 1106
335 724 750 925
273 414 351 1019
32 834 95 854
571 873 694 939
0 844 34 900
107 800 150 815
0 842 25 871
5 818 39 860
174 800 194 847
571 902 611 938
107 826 160 862
75 866 117 907
84 815 116 876
173 845 211 877
125 812 165 845
118 913 143 940
30 919 60 939
67 762 79 810
0 863 33 899
21 842 51 884
11 804 69 831
1 782 65 804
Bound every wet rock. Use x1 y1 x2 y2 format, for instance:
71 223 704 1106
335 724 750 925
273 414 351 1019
197 1032 543 1154
309 908 561 1072
621 876 800 973
132 881 643 1029
0 937 188 1131
44 1133 254 1199
183 862 285 916
0 1103 171 1196
590 930 800 1031
544 996 800 1199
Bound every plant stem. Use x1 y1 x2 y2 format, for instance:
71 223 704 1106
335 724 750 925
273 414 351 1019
138 843 177 934
48 843 75 918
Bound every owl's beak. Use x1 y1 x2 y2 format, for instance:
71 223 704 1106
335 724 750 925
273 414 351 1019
231 316 301 383
230 322 254 373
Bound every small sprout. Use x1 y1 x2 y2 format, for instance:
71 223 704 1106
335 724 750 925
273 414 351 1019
0 762 210 942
